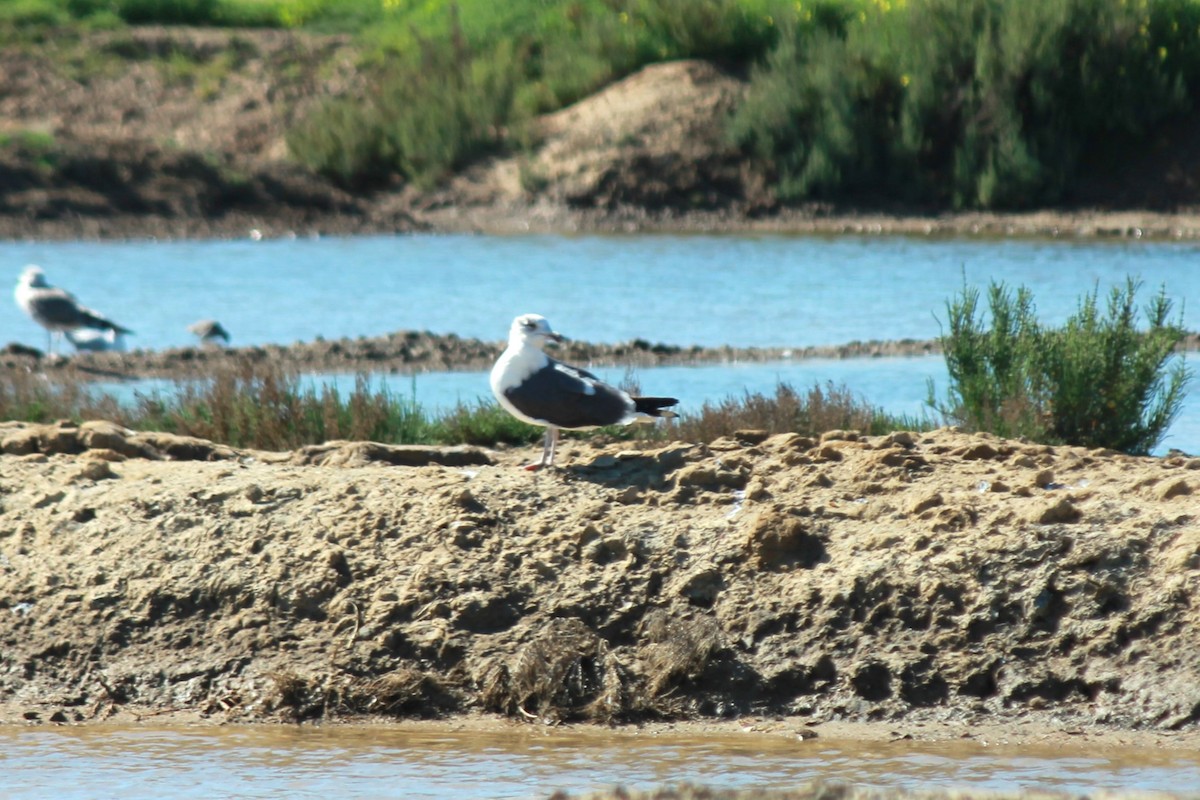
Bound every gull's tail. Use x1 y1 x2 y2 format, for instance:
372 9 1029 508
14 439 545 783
633 396 679 419
77 306 133 336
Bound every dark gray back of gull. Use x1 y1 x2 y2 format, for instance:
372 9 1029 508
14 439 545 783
30 295 129 332
504 360 638 429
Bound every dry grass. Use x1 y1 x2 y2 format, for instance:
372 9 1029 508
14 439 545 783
481 618 632 723
670 382 929 444
0 362 929 451
266 667 454 720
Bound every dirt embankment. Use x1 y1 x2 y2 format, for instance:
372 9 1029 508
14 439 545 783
3 28 1200 241
2 421 1198 744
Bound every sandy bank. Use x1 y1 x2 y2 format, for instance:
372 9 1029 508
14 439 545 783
2 422 1198 751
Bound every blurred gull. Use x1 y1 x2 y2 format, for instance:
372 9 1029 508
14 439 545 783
14 265 133 356
188 319 231 346
65 327 127 353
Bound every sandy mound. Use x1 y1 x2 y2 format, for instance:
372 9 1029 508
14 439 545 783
1 422 1197 737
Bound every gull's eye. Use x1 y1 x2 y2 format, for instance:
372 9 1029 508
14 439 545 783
522 319 536 330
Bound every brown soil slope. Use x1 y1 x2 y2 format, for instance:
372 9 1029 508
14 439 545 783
2 422 1198 735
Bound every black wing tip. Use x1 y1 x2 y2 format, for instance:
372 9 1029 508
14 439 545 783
633 396 679 417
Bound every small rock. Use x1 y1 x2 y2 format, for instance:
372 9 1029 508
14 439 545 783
882 431 917 448
84 448 127 463
910 492 944 515
814 445 843 462
585 536 628 564
766 433 817 451
820 429 859 443
745 512 827 570
1033 469 1057 489
613 486 641 505
1 429 40 455
1159 479 1192 500
74 459 115 482
960 443 999 460
734 429 770 445
675 564 723 606
1033 497 1081 524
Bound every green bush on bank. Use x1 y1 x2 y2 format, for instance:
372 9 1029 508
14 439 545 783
930 279 1189 455
732 0 1200 208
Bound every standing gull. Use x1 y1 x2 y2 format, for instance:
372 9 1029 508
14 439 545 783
65 327 127 353
14 266 133 356
188 319 231 346
490 313 679 469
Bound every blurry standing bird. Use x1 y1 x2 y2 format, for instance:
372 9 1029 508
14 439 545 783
65 327 127 353
188 319 231 346
14 265 133 356
490 313 679 469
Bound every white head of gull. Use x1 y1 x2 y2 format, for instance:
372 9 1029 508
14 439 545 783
489 313 679 470
14 265 133 357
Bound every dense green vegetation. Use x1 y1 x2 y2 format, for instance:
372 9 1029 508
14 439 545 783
930 279 1190 455
10 0 1199 204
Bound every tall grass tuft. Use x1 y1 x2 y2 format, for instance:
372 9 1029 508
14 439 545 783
930 278 1189 455
132 360 431 449
672 381 929 443
429 399 543 447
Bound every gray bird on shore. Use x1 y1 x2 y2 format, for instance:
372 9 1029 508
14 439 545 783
490 313 679 469
14 265 133 356
188 319 231 346
65 327 128 353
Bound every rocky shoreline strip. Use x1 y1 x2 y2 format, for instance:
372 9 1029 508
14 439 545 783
0 331 946 384
6 329 1200 387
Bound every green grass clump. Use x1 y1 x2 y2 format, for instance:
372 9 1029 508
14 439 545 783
930 278 1189 455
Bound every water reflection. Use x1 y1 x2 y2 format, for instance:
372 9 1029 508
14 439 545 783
2 724 1198 799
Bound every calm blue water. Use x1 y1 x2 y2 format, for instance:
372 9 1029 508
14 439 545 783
7 233 1200 453
3 725 1199 799
4 233 1199 349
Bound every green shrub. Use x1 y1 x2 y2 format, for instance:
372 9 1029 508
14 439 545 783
288 10 522 188
1037 281 1189 454
931 279 1189 454
732 0 1200 208
930 280 1047 441
0 0 70 28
